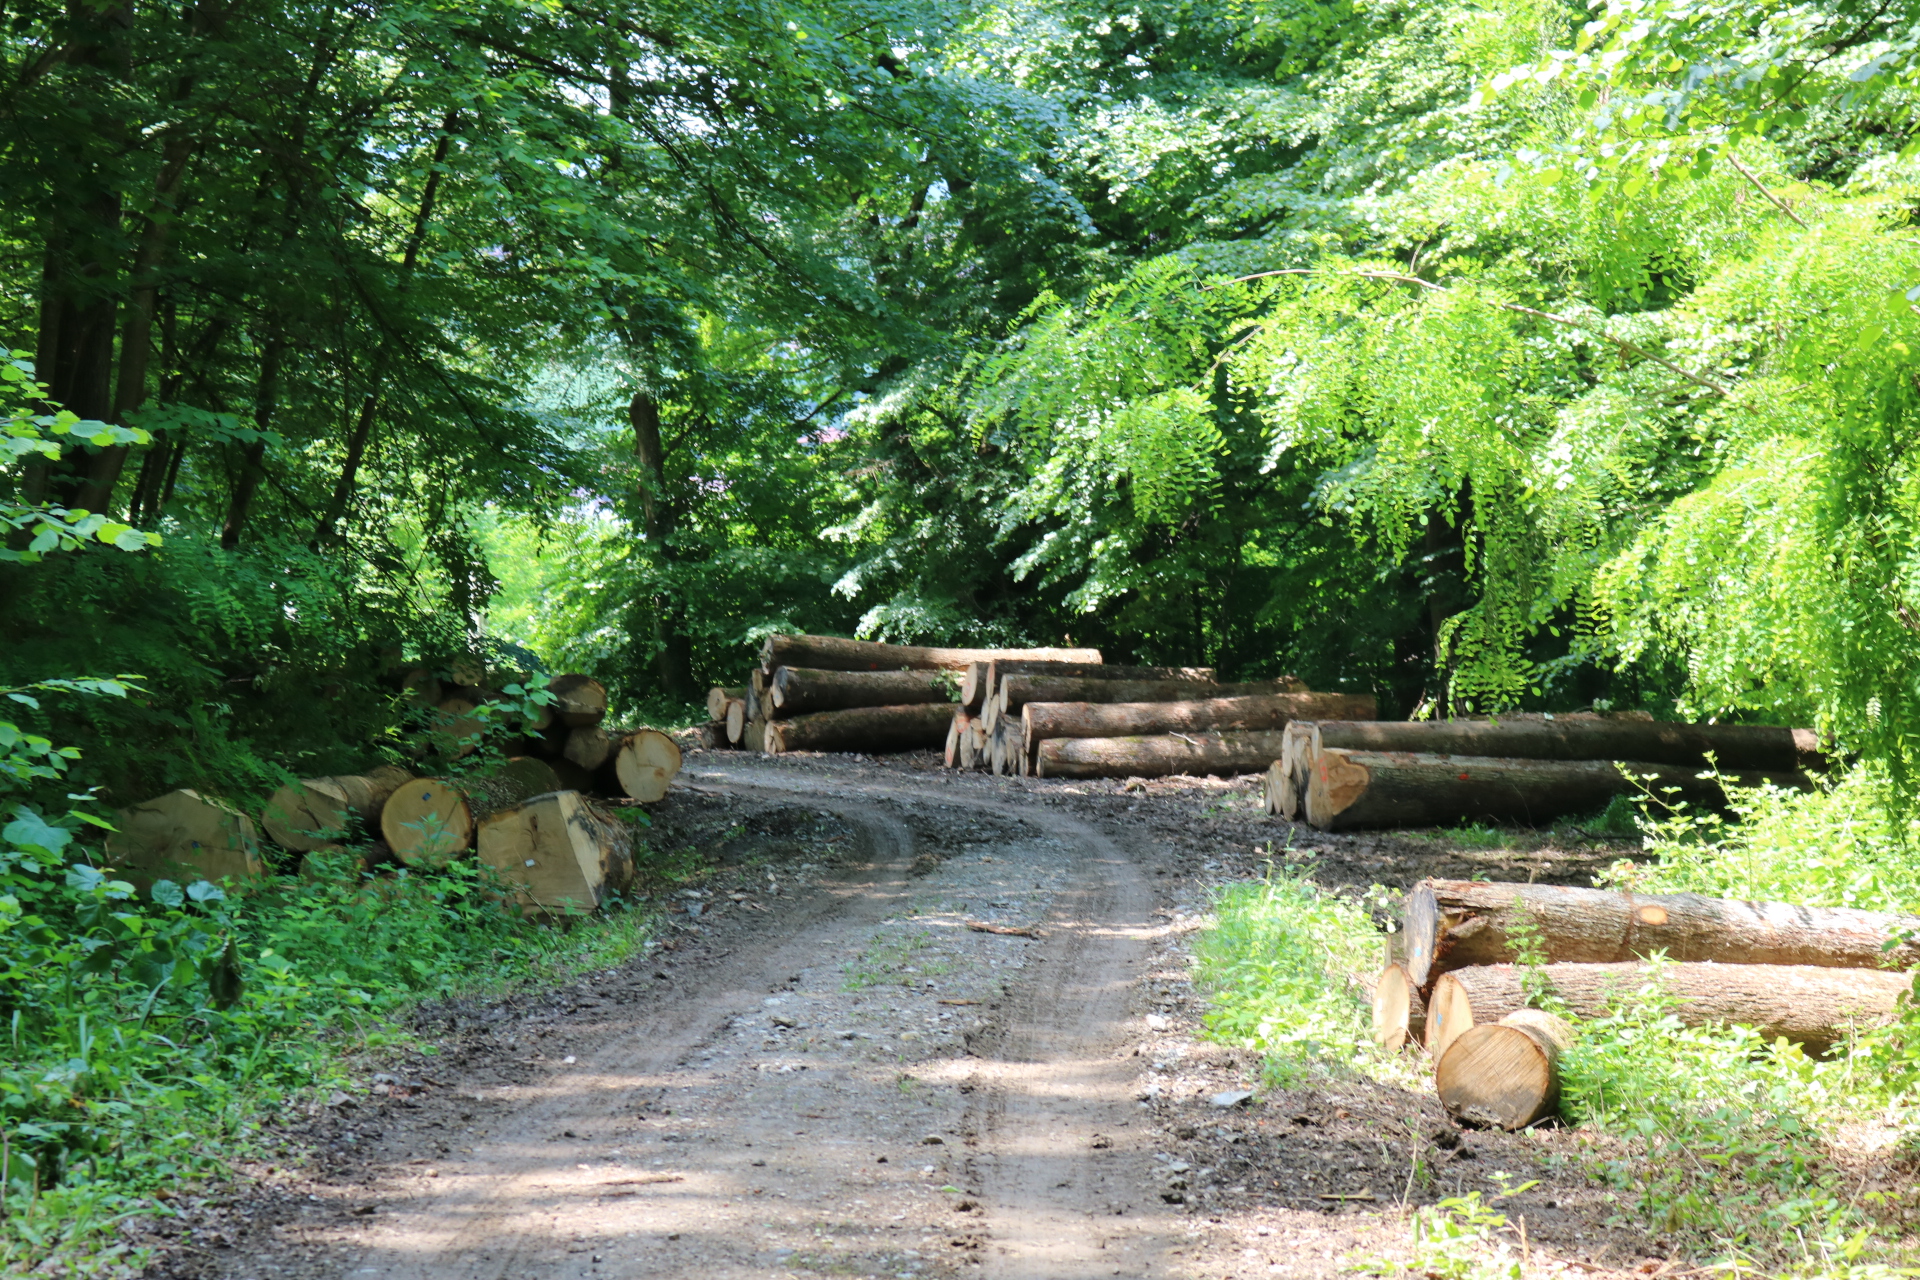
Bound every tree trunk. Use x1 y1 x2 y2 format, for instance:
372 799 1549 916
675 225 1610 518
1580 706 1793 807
106 788 265 888
1403 877 1920 992
765 703 955 754
261 764 412 852
1034 730 1293 779
694 721 729 749
707 686 746 720
549 674 608 728
744 717 767 753
759 634 1102 675
629 390 697 701
725 698 747 743
1022 692 1378 767
988 676 1323 732
1371 964 1426 1052
1288 716 1822 774
603 728 683 802
221 330 284 548
563 725 616 771
476 791 634 918
1429 962 1908 1058
964 660 1222 709
1305 749 1807 833
771 667 958 715
1434 1009 1573 1130
945 709 974 767
380 765 553 868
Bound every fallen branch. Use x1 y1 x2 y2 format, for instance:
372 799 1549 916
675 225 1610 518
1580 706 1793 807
967 921 1040 938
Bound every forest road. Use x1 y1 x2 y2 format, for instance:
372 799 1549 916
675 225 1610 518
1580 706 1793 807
305 758 1186 1280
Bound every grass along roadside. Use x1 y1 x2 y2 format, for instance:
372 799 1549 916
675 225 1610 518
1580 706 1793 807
1188 839 1920 1274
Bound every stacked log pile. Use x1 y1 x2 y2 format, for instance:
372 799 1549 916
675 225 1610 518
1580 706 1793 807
1267 715 1823 830
1372 878 1916 1130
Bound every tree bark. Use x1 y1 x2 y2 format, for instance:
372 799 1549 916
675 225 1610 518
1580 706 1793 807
1434 1009 1572 1130
476 791 634 918
760 634 1102 675
765 703 955 754
629 390 697 700
771 666 958 715
1034 730 1294 779
262 764 412 851
549 674 608 728
1289 716 1822 774
988 676 1327 732
706 686 746 720
1402 877 1920 992
1305 749 1807 833
1429 962 1908 1058
963 660 1220 709
1022 693 1378 767
380 764 553 869
221 330 285 548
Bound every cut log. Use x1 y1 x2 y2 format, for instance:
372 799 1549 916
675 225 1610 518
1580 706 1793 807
1034 730 1293 779
745 679 764 723
961 662 991 711
107 789 266 887
771 667 959 715
1305 749 1807 833
1275 721 1321 820
945 710 975 768
989 676 1318 733
262 764 413 851
1428 962 1909 1056
707 686 746 721
693 720 729 750
447 653 487 687
494 755 562 796
476 790 635 918
970 660 1224 712
1262 760 1286 817
1403 878 1920 992
563 725 617 772
744 718 767 753
725 698 747 743
991 719 1013 775
380 765 557 869
1287 717 1823 774
433 694 484 758
765 703 954 755
1372 963 1427 1052
549 674 608 729
1021 693 1378 768
760 634 1102 675
550 757 596 792
605 729 683 803
399 667 442 708
1435 1010 1574 1130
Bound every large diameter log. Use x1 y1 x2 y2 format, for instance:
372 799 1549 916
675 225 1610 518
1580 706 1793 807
1435 1010 1574 1130
549 674 608 729
380 764 556 869
744 718 767 753
1403 878 1920 992
1371 963 1427 1053
562 725 617 772
1293 717 1822 773
989 676 1322 732
1429 962 1910 1056
725 698 747 743
971 660 1224 711
693 720 729 750
706 686 746 721
262 764 413 851
760 634 1102 675
477 791 635 918
1022 692 1378 763
1305 749 1807 833
107 790 266 887
765 703 955 755
433 694 484 758
605 729 682 803
1035 730 1294 779
771 667 958 716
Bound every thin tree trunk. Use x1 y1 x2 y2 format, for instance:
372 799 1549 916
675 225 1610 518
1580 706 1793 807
221 332 283 548
630 390 696 700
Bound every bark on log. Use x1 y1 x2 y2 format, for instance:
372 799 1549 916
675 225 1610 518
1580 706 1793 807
380 764 556 869
988 676 1321 733
1021 693 1378 767
1305 749 1807 833
107 790 266 887
1435 1010 1574 1130
1291 717 1823 773
494 756 562 797
262 764 412 851
760 634 1102 675
969 661 1224 712
1429 962 1909 1056
765 703 954 755
707 686 746 721
476 791 635 918
744 718 767 753
562 725 617 772
745 680 764 723
725 698 747 743
550 757 596 792
1034 730 1295 779
549 674 608 729
1403 877 1920 991
605 729 682 803
1372 963 1427 1053
693 720 729 750
771 667 959 715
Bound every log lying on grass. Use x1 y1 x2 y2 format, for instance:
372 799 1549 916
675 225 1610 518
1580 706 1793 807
108 789 267 886
477 790 635 917
1034 729 1293 779
1434 1009 1574 1130
1426 962 1909 1058
771 667 957 715
1371 963 1427 1053
262 764 413 851
1304 749 1808 833
549 674 608 728
380 764 559 869
706 686 747 721
760 633 1101 674
1291 717 1823 774
602 729 682 802
1403 878 1920 990
766 703 955 754
986 676 1316 732
1021 692 1378 766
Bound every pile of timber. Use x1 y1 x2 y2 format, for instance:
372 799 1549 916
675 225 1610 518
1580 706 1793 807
1265 715 1824 831
1369 878 1915 1130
